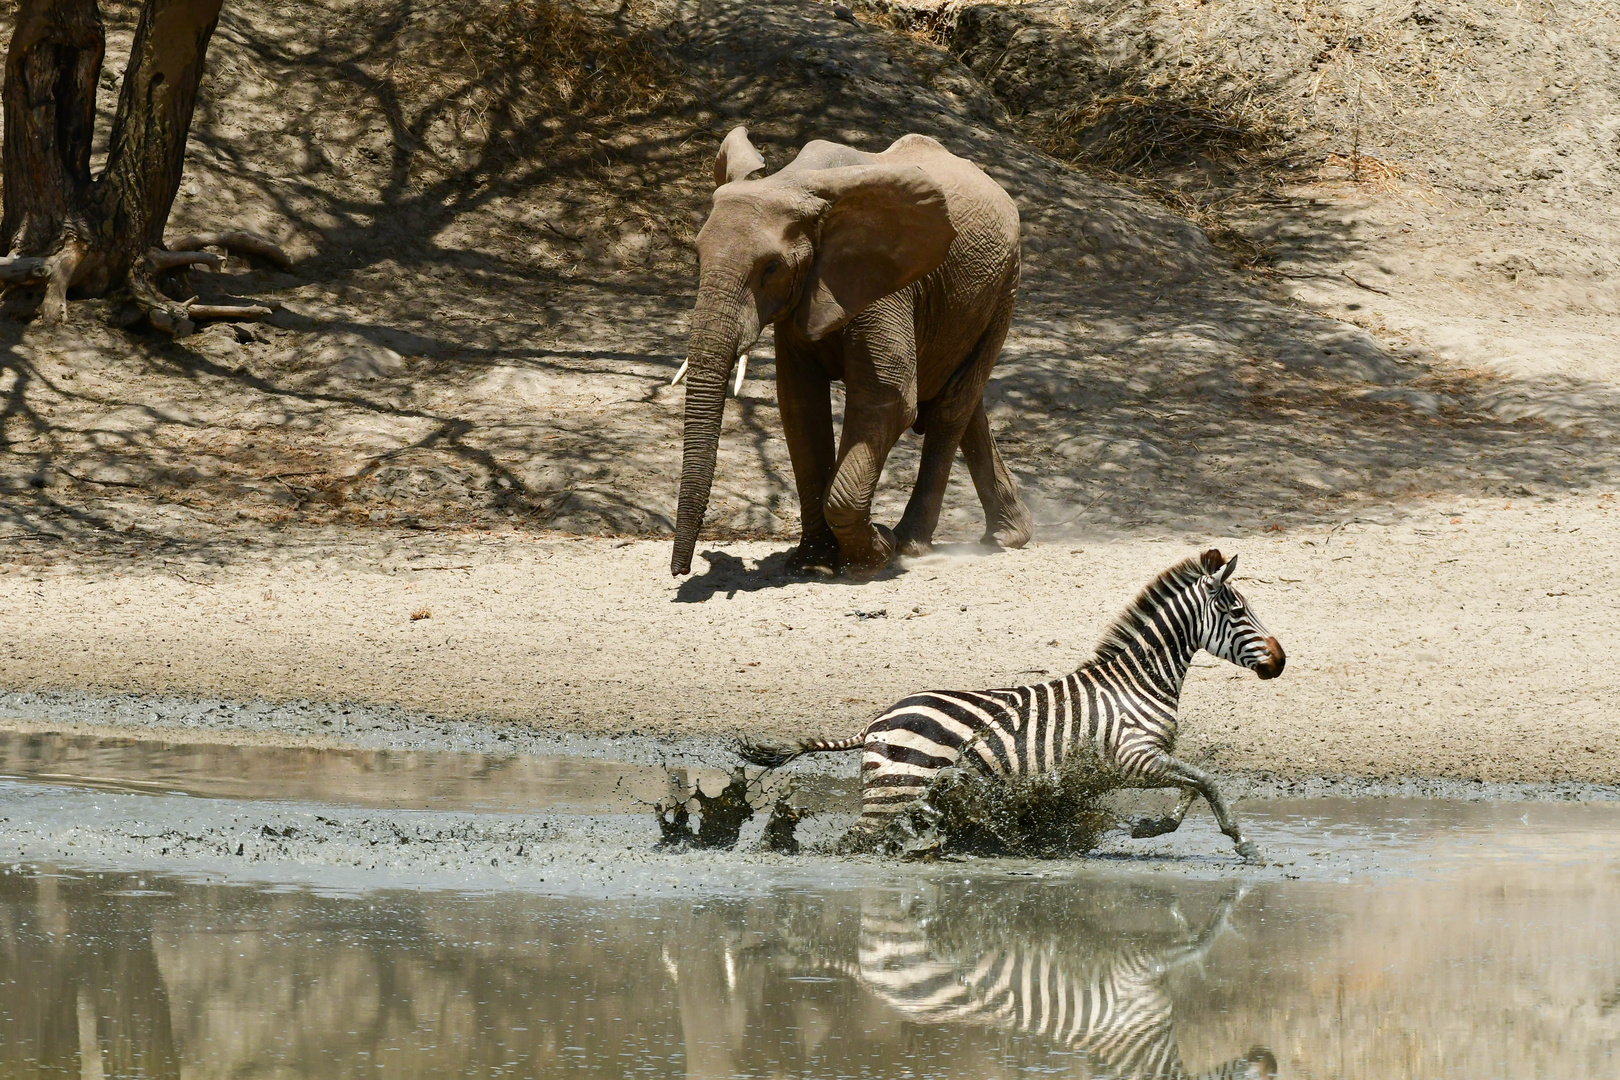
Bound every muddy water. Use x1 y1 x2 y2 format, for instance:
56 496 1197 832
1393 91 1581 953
2 801 1619 1078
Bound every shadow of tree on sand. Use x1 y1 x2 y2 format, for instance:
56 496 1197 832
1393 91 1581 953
1 0 1617 572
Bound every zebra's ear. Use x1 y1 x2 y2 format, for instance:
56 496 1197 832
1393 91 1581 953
1200 548 1225 573
1216 554 1238 584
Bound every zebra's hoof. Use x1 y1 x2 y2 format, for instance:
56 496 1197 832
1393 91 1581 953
1131 816 1178 839
1236 840 1262 861
900 834 943 862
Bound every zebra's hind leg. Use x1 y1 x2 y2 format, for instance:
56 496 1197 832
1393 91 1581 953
1130 788 1199 838
1145 755 1262 861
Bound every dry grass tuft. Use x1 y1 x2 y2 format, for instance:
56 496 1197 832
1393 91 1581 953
381 0 685 142
410 607 432 621
464 0 681 117
1322 151 1406 191
1041 89 1288 177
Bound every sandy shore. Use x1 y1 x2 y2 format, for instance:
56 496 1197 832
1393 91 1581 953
4 491 1617 784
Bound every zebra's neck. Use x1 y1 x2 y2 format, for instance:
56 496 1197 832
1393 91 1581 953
1085 633 1196 704
1089 560 1208 704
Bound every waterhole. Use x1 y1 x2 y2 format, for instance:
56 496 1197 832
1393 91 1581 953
0 731 1616 1075
1 843 1617 1078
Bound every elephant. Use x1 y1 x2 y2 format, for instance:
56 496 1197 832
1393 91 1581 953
669 127 1034 579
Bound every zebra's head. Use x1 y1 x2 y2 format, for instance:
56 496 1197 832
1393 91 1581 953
1193 550 1286 680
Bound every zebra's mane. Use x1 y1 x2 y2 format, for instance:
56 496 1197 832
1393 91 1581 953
1090 556 1209 662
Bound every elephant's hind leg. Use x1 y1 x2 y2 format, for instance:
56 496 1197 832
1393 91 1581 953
961 400 1032 550
894 400 975 557
896 290 1019 556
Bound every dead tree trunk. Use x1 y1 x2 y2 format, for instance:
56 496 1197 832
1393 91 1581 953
1 0 285 334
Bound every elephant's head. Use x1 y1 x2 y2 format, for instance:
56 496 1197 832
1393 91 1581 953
670 127 958 576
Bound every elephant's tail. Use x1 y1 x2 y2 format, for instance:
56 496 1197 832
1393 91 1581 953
738 734 865 769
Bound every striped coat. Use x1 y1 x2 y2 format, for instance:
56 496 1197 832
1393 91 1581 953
857 889 1275 1080
742 550 1285 857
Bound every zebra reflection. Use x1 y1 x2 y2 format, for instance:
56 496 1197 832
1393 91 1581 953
857 887 1275 1080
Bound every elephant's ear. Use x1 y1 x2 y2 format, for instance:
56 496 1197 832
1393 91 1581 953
714 126 767 188
795 164 956 341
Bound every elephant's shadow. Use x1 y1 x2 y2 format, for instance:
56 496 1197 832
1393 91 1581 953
673 544 1005 603
673 549 884 602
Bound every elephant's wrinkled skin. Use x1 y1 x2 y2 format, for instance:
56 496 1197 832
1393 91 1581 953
670 128 1034 579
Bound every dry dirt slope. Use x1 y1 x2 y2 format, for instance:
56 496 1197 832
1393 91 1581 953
905 0 1620 391
0 0 1615 559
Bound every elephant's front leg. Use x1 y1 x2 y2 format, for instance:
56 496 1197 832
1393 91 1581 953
775 346 840 574
825 405 910 579
825 303 918 579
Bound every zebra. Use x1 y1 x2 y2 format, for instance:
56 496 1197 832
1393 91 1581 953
856 886 1277 1080
740 549 1285 858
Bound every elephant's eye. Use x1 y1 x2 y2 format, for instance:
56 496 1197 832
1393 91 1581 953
761 258 783 282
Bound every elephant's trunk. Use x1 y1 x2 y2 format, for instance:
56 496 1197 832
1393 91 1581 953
671 280 750 576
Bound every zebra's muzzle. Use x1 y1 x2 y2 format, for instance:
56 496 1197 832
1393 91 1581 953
1254 637 1286 680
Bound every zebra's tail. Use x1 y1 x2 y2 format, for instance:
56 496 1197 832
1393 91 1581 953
738 734 865 769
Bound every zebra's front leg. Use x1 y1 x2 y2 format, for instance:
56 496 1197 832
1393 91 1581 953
1130 788 1198 839
1149 755 1261 861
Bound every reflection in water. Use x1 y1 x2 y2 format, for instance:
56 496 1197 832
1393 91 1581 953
857 887 1274 1079
0 826 1618 1078
0 874 179 1079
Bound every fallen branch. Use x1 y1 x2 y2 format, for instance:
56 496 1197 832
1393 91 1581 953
540 220 583 243
168 230 293 269
57 468 144 488
1341 271 1392 295
187 303 273 320
149 249 226 272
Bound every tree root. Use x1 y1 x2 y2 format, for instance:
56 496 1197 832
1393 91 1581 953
0 237 278 333
132 246 278 335
39 238 87 326
0 256 50 284
167 230 292 269
128 265 197 336
0 241 89 324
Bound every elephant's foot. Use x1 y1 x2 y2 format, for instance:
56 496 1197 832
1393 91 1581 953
785 533 840 576
896 537 933 559
840 523 897 582
893 528 933 559
980 499 1034 551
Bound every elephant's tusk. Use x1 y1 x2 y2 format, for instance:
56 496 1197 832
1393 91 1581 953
671 358 689 386
733 352 748 395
